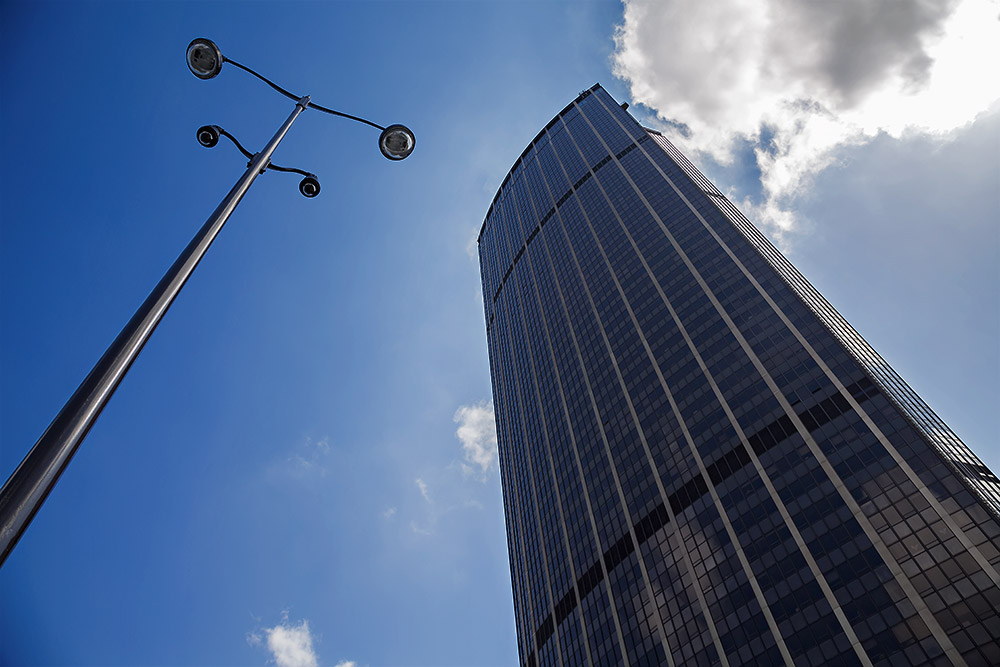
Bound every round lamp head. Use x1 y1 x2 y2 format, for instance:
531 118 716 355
196 125 220 148
378 124 415 161
299 176 321 198
187 38 223 79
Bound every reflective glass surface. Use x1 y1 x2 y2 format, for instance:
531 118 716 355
479 85 1000 667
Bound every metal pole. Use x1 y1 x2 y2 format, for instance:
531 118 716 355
0 96 311 568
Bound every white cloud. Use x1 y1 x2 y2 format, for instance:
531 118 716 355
267 435 332 481
334 662 358 667
453 401 498 477
415 477 431 502
382 506 398 519
612 0 1000 239
262 618 319 667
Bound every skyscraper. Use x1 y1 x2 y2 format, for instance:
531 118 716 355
478 84 1000 667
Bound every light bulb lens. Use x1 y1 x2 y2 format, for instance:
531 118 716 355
299 176 321 198
379 124 415 161
187 38 223 79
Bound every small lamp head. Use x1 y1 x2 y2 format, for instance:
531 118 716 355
196 125 221 148
299 175 321 198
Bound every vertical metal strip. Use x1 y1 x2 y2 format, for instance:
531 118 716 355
517 148 632 666
489 191 541 664
495 192 559 665
494 192 566 666
533 132 673 666
494 313 534 664
484 309 528 661
508 164 597 666
544 119 687 666
567 102 800 666
555 108 745 667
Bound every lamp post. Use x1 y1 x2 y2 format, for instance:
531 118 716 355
0 38 415 567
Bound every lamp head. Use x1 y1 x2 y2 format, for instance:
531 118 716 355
378 124 415 161
187 38 223 79
299 175 321 198
196 125 221 148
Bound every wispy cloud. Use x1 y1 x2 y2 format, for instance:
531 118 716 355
410 520 433 536
415 478 431 503
465 229 480 261
612 0 1000 240
266 435 332 481
392 402 498 538
250 615 319 667
382 506 398 519
453 401 498 479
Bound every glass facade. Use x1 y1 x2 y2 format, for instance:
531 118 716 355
478 84 1000 667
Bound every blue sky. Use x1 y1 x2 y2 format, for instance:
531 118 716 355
1 2 996 665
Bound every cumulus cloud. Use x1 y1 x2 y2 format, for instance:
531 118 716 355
257 617 319 667
453 401 499 477
249 614 358 667
612 0 1000 238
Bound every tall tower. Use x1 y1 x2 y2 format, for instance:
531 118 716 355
478 84 1000 667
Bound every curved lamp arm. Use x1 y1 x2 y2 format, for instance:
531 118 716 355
224 58 388 131
196 124 320 197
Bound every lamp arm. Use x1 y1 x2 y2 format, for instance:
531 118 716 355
223 57 386 131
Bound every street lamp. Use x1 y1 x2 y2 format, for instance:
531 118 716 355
0 38 414 567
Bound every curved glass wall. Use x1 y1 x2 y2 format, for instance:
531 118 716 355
479 85 1000 667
